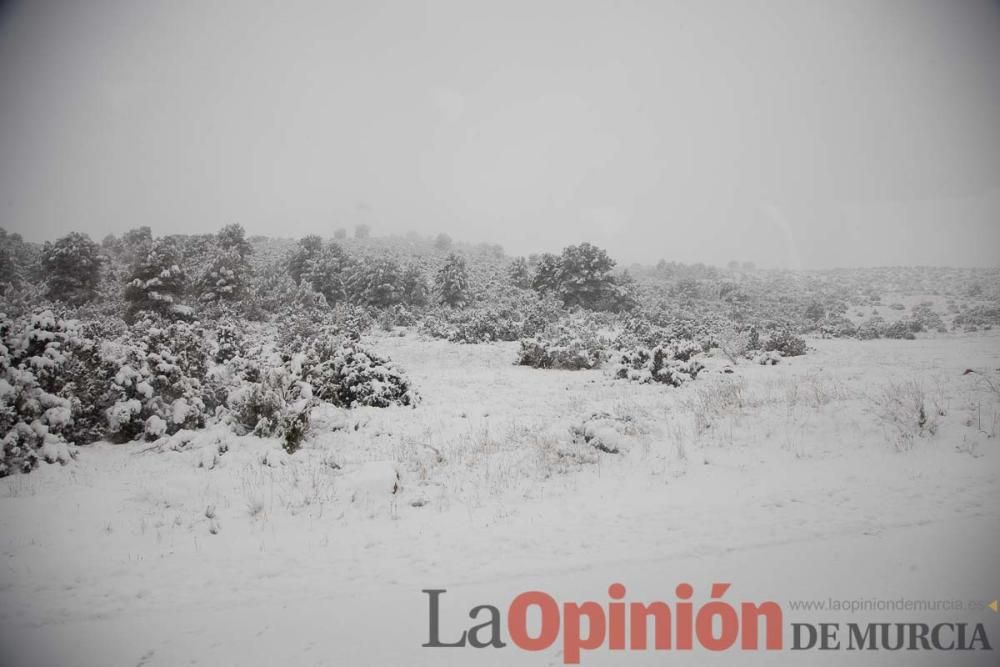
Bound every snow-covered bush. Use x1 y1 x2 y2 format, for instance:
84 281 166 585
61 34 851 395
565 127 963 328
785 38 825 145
569 412 640 454
432 309 527 344
306 339 420 408
376 304 418 331
418 289 562 344
856 316 886 340
227 366 296 436
103 319 211 441
516 320 609 370
213 321 243 363
953 305 1000 332
762 330 807 356
613 316 674 349
910 302 946 333
225 329 417 446
280 399 317 454
752 350 783 366
0 311 79 475
879 319 919 340
612 340 704 386
819 315 857 338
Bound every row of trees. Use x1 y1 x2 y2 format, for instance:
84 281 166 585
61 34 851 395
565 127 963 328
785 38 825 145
1 225 478 319
286 234 471 309
2 226 638 320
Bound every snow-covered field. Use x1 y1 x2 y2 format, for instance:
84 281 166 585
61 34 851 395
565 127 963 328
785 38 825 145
2 332 999 666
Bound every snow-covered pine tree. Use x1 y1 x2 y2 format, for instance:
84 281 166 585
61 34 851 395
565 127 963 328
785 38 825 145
435 253 469 307
0 228 39 291
123 238 190 321
287 235 324 285
302 241 349 306
508 256 531 289
557 242 617 310
531 253 562 295
197 224 253 303
433 232 452 251
40 232 103 304
401 263 429 307
345 256 402 307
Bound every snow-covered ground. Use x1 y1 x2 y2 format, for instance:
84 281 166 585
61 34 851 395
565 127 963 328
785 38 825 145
2 333 999 666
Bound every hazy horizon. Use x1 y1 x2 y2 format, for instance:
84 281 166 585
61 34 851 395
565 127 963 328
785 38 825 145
2 0 999 269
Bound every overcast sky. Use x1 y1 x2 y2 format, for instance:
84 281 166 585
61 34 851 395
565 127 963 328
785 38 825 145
1 0 999 268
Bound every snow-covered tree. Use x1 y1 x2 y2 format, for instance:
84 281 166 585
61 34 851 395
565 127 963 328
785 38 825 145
508 256 531 289
435 253 470 307
557 242 617 309
197 224 253 303
118 226 153 265
302 242 349 306
401 263 429 307
0 229 28 290
124 238 190 320
531 253 562 294
345 257 402 307
40 232 102 304
434 233 453 251
288 235 324 285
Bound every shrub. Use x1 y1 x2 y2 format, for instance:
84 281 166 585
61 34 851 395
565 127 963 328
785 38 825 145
227 368 292 436
953 305 1000 331
910 302 945 333
102 319 212 442
856 316 885 340
883 320 917 340
819 315 856 338
418 289 562 344
763 331 807 356
311 340 419 408
613 340 704 386
214 321 242 363
516 320 608 370
281 399 317 454
1 311 79 475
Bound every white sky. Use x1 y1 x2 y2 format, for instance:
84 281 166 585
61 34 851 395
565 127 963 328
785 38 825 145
1 0 999 268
